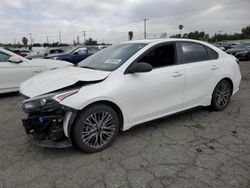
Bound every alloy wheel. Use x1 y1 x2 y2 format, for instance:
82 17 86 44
214 82 231 108
81 111 116 148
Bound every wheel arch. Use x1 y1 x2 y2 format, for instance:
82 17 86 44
87 100 124 130
220 77 234 92
70 100 125 134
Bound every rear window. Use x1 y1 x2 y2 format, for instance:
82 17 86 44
206 47 219 60
181 42 209 63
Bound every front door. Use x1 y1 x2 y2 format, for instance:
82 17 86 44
118 43 185 126
0 52 33 92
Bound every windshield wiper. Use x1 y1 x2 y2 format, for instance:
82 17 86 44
81 66 97 70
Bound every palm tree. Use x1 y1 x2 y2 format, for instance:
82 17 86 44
179 25 184 37
22 37 28 47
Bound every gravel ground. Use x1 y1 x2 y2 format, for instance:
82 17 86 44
0 61 250 188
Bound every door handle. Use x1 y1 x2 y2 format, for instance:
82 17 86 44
172 71 183 77
34 70 42 73
211 65 218 70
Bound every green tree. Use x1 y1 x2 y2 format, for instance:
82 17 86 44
242 25 250 38
84 38 97 46
128 31 133 40
22 37 28 47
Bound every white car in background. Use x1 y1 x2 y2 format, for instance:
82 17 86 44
19 39 241 153
0 48 72 94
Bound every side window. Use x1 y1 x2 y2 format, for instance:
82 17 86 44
75 49 87 55
50 50 56 54
206 47 219 60
181 42 209 63
138 43 176 68
88 48 97 54
0 52 10 62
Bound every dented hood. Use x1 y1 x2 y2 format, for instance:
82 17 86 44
20 67 111 98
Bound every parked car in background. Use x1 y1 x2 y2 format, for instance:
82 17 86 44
213 43 239 51
19 39 241 153
48 47 98 64
223 43 237 50
213 43 225 51
235 48 250 60
0 48 72 94
226 43 250 56
9 48 32 57
26 48 65 59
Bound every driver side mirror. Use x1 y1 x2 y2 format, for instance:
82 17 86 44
73 51 78 55
8 56 22 63
128 62 153 73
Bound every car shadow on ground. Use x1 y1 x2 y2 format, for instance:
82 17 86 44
38 106 210 155
0 92 19 98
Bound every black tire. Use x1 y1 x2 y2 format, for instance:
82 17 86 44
247 53 250 60
72 104 120 153
210 79 232 111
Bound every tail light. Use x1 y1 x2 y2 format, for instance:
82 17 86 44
236 58 240 64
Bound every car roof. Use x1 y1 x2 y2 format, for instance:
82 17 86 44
121 38 211 44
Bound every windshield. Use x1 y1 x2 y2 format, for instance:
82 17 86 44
78 43 147 71
234 43 250 48
64 47 77 54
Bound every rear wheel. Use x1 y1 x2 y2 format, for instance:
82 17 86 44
247 53 250 60
72 104 120 153
210 79 232 111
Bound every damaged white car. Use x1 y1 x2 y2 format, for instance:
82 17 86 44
19 39 241 153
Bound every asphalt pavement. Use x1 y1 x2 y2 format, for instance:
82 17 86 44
0 61 250 188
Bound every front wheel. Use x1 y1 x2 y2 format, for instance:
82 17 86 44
210 79 232 111
72 104 120 153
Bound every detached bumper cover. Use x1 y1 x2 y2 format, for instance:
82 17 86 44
28 134 72 148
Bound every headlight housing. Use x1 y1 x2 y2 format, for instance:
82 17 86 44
20 88 80 113
53 57 58 60
20 93 57 113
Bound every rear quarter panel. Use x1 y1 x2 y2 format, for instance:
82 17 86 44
219 54 241 95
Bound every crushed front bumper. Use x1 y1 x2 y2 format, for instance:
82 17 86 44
21 102 77 148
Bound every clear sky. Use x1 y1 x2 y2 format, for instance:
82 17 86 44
0 0 249 44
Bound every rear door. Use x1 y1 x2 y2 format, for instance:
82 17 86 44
178 41 221 108
0 52 33 92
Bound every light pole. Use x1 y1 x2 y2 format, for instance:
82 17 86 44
143 19 148 39
29 33 32 45
82 31 86 43
59 31 62 44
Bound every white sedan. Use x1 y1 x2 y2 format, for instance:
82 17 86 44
19 39 241 153
0 48 72 94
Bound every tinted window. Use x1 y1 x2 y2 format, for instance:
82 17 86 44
75 48 87 55
206 47 219 60
0 52 10 62
79 43 147 71
138 43 176 68
50 49 62 54
181 42 209 63
88 48 98 54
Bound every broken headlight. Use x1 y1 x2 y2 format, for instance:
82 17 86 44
20 89 80 113
20 93 57 113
